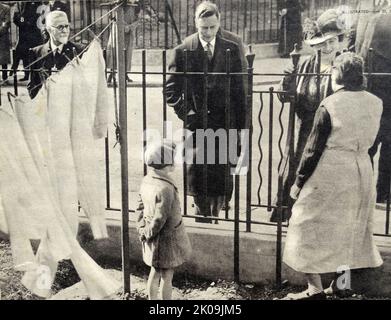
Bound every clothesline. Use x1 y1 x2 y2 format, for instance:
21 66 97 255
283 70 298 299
0 2 121 87
78 20 115 59
68 2 120 46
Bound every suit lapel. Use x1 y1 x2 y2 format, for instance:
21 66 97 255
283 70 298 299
41 42 55 70
210 35 226 72
57 42 76 69
43 42 51 56
189 35 206 71
189 33 199 51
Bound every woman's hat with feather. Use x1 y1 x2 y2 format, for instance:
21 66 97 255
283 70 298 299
303 8 347 46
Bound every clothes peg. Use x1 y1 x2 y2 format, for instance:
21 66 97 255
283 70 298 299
73 48 81 65
113 122 121 148
63 52 72 63
7 92 15 111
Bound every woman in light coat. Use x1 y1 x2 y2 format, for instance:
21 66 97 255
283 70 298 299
137 141 192 300
283 52 384 300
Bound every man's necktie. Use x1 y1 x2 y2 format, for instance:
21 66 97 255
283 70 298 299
206 42 213 62
53 48 60 69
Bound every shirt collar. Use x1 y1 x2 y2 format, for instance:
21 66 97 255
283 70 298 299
198 35 216 50
50 39 64 54
333 86 346 94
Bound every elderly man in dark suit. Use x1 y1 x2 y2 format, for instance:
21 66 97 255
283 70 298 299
166 1 246 222
28 10 83 99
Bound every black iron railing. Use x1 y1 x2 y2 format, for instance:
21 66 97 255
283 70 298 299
2 1 390 288
5 0 360 50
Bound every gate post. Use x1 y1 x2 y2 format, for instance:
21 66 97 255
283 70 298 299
117 0 131 297
164 0 169 49
275 43 301 288
245 45 255 233
288 44 300 177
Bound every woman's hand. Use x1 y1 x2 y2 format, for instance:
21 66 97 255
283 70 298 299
282 64 298 86
278 64 298 102
283 64 298 78
290 184 301 200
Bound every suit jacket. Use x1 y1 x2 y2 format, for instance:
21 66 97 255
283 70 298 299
166 32 246 131
219 28 248 72
0 3 11 64
219 28 249 98
27 40 85 98
13 2 43 49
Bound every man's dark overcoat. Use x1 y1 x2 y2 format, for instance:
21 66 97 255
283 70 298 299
166 32 246 197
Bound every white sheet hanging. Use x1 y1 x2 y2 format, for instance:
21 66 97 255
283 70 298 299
79 39 111 140
0 101 72 271
0 39 120 299
70 40 110 239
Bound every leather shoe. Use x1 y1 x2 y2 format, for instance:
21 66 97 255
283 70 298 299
195 216 212 223
281 290 326 300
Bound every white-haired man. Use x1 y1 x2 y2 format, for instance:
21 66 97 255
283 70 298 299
28 10 84 98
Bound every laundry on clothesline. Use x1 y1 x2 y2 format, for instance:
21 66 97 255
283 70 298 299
0 39 120 299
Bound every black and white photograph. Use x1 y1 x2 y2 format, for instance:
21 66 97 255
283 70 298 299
0 0 390 308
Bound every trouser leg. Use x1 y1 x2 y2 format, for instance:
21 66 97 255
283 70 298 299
21 53 30 80
194 195 211 223
1 64 7 80
210 195 224 224
10 49 21 76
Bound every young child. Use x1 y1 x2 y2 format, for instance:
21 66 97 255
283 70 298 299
137 141 192 300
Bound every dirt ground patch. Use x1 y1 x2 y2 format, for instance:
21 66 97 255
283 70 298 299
2 240 388 300
0 239 298 300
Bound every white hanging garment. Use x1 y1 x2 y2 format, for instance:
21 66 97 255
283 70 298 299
0 100 72 272
21 197 121 299
21 211 121 299
69 39 110 239
46 68 81 235
80 39 111 140
1 40 120 299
